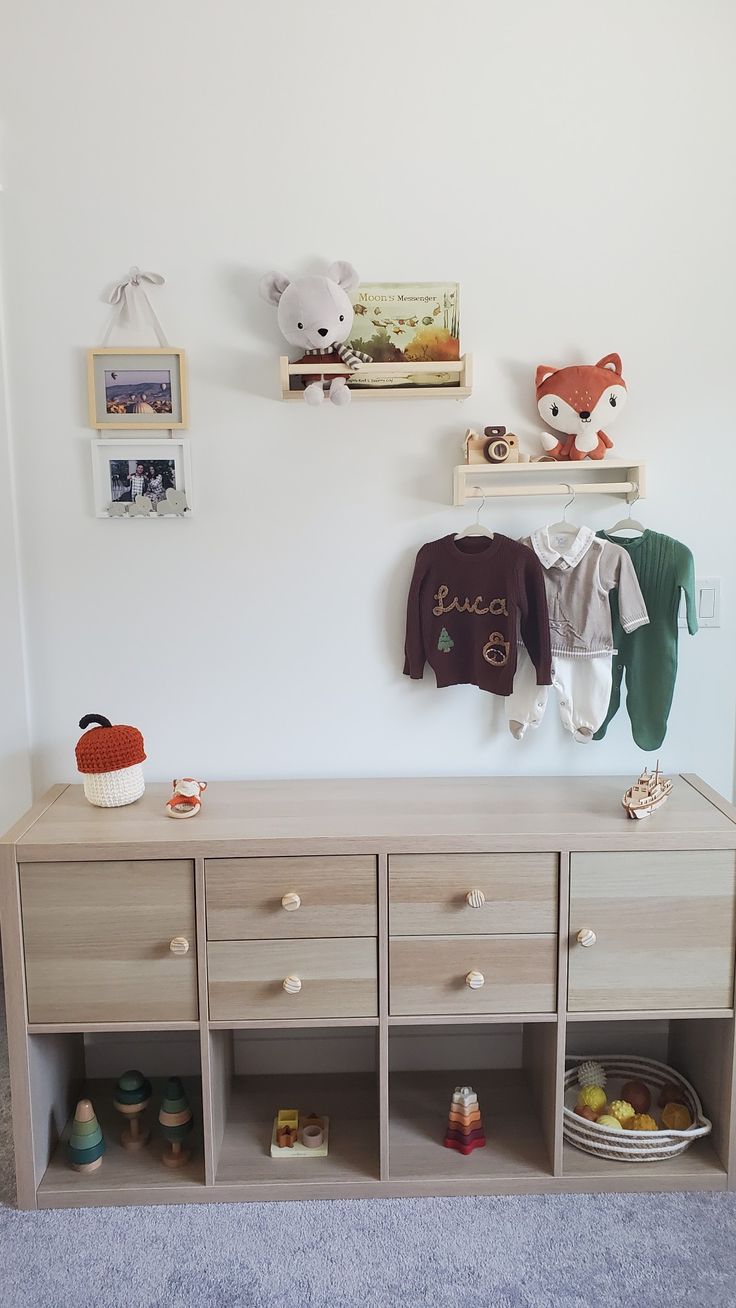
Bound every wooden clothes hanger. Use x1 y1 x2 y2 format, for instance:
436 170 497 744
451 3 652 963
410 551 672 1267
607 486 645 537
455 489 494 540
545 484 580 540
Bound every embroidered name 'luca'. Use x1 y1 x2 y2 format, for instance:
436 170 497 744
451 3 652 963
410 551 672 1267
433 586 508 617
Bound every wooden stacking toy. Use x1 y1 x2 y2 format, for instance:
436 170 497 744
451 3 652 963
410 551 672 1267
270 1108 330 1157
114 1068 152 1150
275 1108 299 1148
443 1084 486 1155
67 1098 105 1173
158 1076 194 1168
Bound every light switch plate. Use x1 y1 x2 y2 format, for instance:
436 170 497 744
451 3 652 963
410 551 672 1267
679 577 720 628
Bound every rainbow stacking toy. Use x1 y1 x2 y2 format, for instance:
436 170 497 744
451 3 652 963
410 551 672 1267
443 1084 486 1155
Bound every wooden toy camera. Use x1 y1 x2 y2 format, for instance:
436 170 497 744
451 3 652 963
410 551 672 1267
464 426 523 465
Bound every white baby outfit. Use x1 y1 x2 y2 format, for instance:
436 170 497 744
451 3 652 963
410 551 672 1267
506 526 649 742
508 646 615 743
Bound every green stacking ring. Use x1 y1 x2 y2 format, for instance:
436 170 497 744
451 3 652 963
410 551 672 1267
117 1070 147 1093
161 1098 187 1114
70 1118 101 1137
161 1120 193 1138
114 1085 152 1105
69 1126 102 1148
67 1139 105 1164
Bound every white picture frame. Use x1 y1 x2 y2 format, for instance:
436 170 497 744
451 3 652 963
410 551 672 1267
87 347 188 429
91 438 193 518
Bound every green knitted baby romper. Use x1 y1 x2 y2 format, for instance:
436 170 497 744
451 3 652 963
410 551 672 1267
593 530 698 750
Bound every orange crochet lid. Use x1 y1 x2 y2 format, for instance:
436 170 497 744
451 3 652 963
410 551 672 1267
75 714 146 775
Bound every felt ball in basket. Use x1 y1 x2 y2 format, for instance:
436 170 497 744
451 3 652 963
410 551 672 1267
75 713 146 808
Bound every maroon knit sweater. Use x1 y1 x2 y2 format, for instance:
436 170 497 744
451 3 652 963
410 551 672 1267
404 534 552 696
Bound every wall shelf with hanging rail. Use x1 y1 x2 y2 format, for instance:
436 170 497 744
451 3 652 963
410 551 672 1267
279 355 472 401
452 459 646 507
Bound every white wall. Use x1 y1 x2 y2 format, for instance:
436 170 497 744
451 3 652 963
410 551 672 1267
1 0 734 799
0 192 31 831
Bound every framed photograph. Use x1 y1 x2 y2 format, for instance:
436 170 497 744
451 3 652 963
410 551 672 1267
87 347 188 429
91 438 193 518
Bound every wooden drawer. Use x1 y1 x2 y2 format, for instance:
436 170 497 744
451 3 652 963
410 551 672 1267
568 851 736 1012
389 853 558 935
390 935 557 1016
205 856 376 940
20 860 197 1024
208 937 377 1020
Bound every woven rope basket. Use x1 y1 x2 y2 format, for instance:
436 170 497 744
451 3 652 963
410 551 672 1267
564 1054 712 1162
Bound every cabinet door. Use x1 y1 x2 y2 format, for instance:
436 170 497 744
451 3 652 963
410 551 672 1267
568 852 736 1012
21 860 197 1023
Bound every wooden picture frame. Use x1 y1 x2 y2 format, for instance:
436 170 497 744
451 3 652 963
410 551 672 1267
87 347 188 430
91 437 193 518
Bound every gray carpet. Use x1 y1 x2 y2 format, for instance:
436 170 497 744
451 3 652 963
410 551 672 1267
1 983 735 1307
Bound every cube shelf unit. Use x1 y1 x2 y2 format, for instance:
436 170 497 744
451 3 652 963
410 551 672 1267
212 1068 379 1190
20 1014 731 1208
453 458 647 505
2 775 736 1209
279 354 472 401
25 1030 204 1208
562 1017 733 1188
388 1023 555 1186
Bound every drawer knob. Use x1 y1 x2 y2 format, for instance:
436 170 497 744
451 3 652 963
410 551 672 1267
465 970 485 989
281 892 301 912
283 975 302 994
169 936 190 955
576 928 597 948
466 889 486 909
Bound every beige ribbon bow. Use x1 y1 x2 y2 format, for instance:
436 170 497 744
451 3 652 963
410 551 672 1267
102 267 168 345
108 266 165 307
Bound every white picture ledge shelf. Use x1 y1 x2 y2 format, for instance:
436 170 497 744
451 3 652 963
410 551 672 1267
453 458 646 506
279 354 472 401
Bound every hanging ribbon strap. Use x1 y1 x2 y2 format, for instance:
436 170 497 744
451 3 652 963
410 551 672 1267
101 266 170 346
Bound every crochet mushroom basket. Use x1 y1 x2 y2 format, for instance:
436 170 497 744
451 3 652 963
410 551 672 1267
75 713 146 808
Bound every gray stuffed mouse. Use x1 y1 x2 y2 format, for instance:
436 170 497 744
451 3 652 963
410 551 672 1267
260 261 372 405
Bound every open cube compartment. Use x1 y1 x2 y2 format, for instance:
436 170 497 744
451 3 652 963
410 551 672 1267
388 1021 557 1184
28 1029 204 1206
563 1017 733 1187
209 1026 380 1189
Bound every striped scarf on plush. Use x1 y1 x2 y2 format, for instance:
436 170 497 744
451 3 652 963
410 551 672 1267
303 343 372 371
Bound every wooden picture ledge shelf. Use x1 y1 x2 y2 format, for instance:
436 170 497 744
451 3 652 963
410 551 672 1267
454 458 646 505
279 354 472 401
2 773 736 1210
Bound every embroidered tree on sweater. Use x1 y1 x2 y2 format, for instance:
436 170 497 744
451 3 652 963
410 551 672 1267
437 627 454 653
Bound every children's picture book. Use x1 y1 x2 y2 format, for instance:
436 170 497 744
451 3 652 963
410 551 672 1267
348 283 460 389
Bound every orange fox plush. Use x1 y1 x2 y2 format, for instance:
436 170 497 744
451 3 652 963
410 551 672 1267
536 354 627 461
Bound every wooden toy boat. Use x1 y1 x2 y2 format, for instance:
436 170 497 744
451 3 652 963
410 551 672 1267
622 762 672 819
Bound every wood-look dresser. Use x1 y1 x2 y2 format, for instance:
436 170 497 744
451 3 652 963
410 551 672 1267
2 774 736 1209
